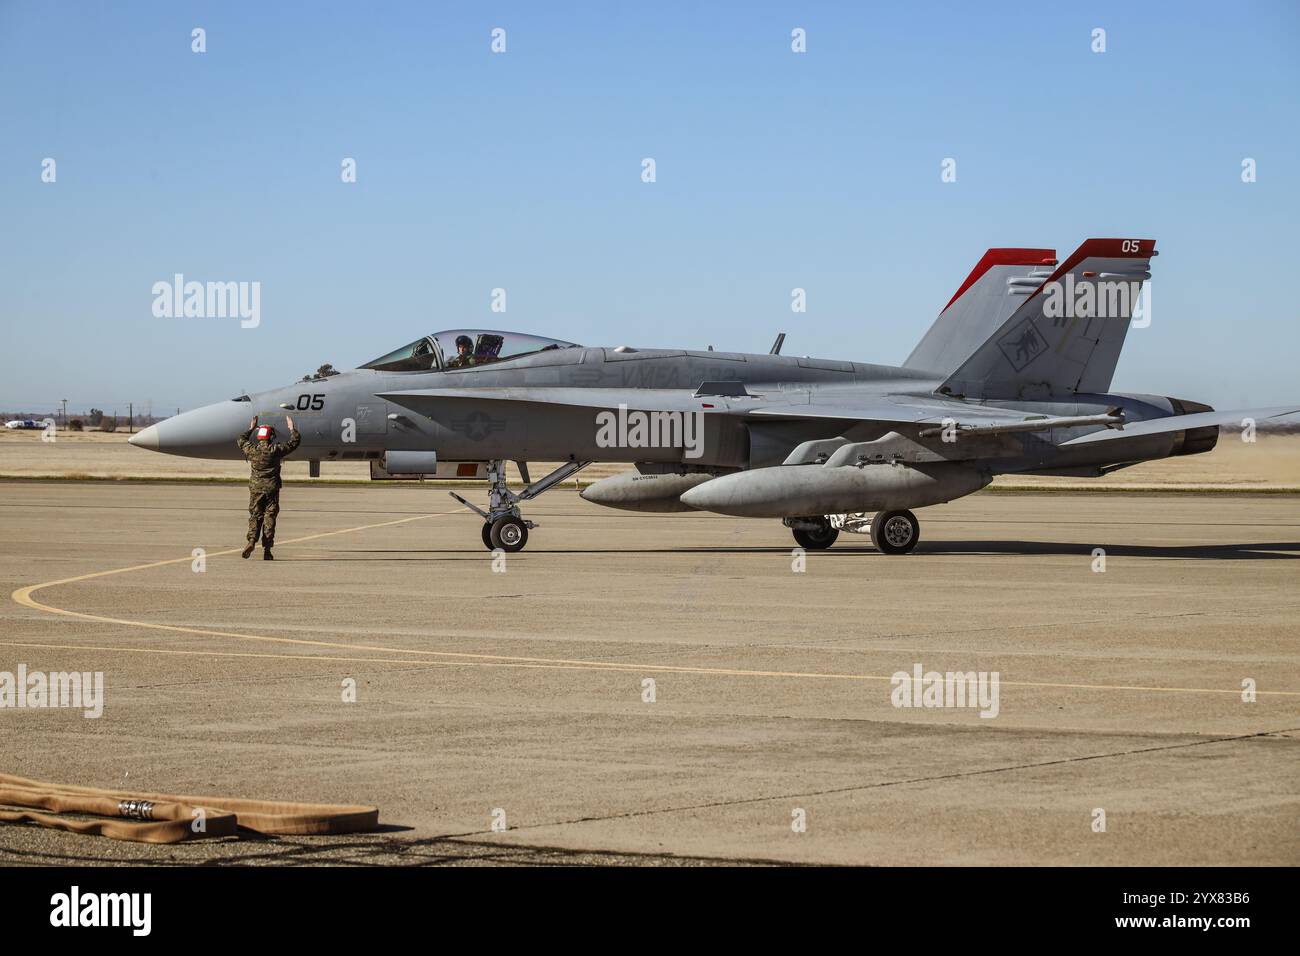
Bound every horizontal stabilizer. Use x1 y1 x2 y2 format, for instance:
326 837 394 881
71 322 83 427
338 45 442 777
1062 406 1300 446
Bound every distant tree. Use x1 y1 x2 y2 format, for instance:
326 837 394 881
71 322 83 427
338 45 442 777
303 363 340 382
69 419 84 431
88 408 104 426
100 417 117 433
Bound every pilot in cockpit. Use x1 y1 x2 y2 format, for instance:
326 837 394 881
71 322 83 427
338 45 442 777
447 334 476 368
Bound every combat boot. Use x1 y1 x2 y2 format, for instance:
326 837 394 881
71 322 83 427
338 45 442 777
263 548 274 560
242 542 255 559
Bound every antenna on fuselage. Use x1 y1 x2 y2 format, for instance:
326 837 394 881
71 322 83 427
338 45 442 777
769 332 786 355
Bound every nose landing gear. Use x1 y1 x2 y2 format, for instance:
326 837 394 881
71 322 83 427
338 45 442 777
489 515 528 551
450 459 591 552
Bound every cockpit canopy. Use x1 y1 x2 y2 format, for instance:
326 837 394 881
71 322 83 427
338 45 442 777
360 329 580 373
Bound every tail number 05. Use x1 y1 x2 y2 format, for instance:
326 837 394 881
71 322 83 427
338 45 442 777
296 394 325 411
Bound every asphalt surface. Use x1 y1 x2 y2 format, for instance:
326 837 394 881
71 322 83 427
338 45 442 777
1 481 1297 865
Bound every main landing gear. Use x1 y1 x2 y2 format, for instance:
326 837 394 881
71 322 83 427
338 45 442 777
786 515 840 550
784 509 921 555
450 459 591 553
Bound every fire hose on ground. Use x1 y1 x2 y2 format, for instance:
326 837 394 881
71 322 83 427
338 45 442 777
0 772 379 844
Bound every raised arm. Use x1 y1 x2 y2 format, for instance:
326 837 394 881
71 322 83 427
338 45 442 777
236 416 258 454
273 415 301 456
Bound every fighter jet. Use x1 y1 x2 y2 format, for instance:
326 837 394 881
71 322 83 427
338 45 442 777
130 238 1299 553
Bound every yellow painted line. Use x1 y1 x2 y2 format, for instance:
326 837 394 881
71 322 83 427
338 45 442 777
8 508 1300 698
0 639 778 677
0 640 527 669
0 633 1295 697
12 509 453 600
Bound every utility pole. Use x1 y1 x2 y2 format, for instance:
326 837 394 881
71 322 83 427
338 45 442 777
61 398 67 425
128 402 133 434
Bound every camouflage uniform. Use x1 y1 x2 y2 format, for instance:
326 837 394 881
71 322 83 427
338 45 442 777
237 426 301 549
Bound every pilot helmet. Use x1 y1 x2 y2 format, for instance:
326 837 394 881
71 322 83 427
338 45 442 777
455 335 473 351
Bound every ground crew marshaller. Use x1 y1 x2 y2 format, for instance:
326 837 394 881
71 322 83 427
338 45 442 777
237 415 300 560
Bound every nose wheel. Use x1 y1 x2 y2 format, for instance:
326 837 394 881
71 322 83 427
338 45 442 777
450 458 590 552
489 515 529 552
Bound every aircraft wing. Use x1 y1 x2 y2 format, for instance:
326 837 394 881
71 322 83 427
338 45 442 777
381 385 967 423
748 398 1127 434
1060 406 1300 446
380 386 1124 436
379 387 708 415
745 400 970 423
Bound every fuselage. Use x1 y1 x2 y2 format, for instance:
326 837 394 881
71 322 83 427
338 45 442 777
129 341 1215 477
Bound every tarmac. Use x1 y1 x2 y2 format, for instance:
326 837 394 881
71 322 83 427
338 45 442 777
0 481 1297 865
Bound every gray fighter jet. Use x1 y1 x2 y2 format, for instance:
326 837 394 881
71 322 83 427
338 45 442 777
130 238 1299 553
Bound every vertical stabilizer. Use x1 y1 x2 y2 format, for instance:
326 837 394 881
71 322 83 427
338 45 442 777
905 248 1057 375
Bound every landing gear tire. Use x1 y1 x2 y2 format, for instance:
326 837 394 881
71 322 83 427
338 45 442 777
452 459 591 553
870 509 919 555
489 515 529 553
791 517 839 550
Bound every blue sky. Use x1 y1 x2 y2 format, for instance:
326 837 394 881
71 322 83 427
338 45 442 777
2 0 1297 415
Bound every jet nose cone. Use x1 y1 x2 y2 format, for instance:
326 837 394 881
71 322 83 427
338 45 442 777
124 403 250 458
128 425 160 450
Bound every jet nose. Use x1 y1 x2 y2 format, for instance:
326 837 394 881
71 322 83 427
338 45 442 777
128 425 160 449
124 402 251 459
